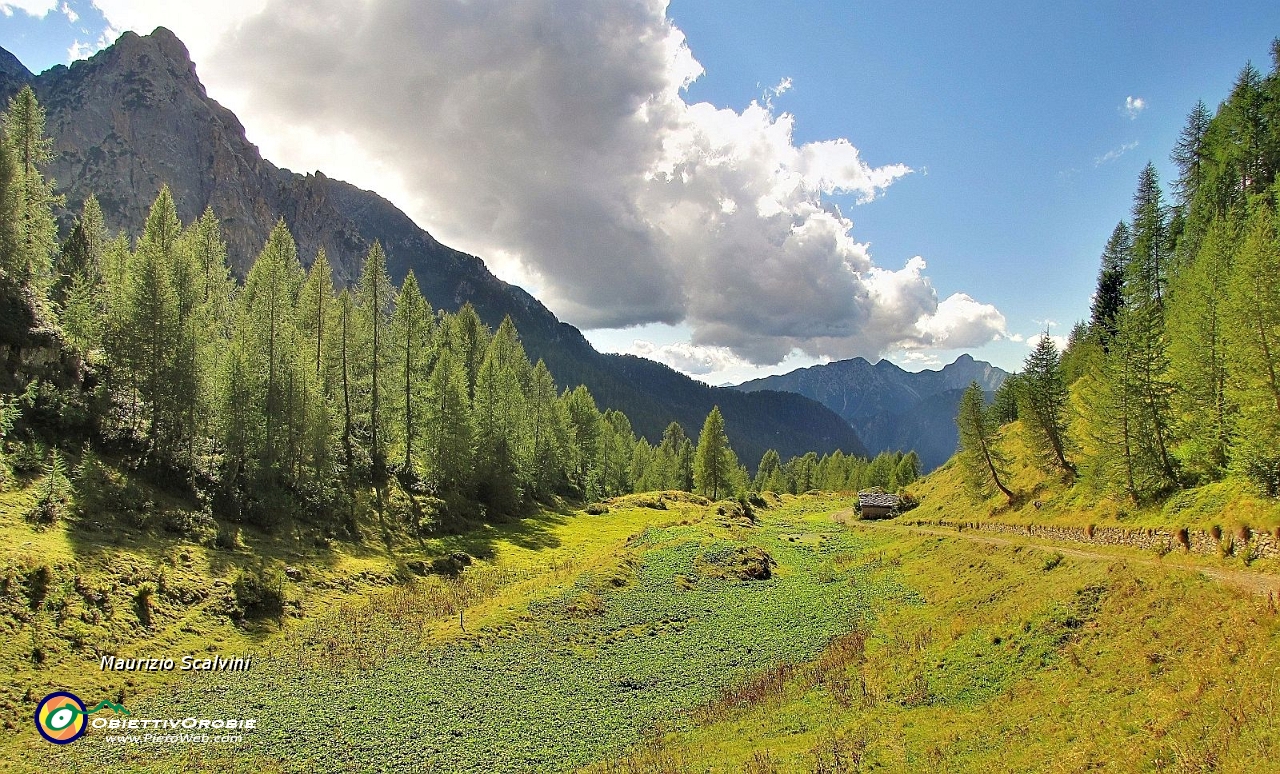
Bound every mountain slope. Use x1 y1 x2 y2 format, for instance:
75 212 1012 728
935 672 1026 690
0 28 865 466
735 354 1008 469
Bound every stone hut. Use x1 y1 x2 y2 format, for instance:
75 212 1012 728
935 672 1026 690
858 491 900 520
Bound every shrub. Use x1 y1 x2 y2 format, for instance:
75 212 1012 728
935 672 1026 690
1041 552 1064 571
135 583 155 627
585 502 609 515
232 562 286 618
430 551 473 576
210 525 243 551
161 510 218 542
26 449 70 526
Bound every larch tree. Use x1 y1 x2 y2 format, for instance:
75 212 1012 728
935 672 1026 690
1167 218 1236 480
693 406 736 500
389 271 433 473
3 85 60 292
1089 222 1131 346
473 317 529 511
956 382 1013 501
356 241 394 478
1018 334 1075 475
424 344 474 499
1224 200 1280 494
123 188 183 453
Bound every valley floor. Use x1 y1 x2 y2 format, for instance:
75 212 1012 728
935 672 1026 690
6 491 1280 773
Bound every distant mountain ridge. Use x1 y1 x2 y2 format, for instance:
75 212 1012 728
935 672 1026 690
734 354 1009 470
0 28 867 466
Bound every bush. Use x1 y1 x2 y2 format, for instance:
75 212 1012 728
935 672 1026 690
161 510 218 542
210 525 243 551
1239 448 1280 498
232 562 286 618
585 502 609 515
134 583 155 627
430 551 473 576
26 449 70 526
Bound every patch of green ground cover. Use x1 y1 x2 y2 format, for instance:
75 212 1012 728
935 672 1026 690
44 497 905 773
592 527 1280 773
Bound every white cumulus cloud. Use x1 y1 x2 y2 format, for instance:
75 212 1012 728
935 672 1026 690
85 0 1007 366
0 0 57 17
627 340 747 375
1122 95 1146 119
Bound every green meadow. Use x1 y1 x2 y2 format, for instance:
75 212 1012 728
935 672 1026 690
4 486 1276 773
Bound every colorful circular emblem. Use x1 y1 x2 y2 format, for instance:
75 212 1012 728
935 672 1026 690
35 692 87 744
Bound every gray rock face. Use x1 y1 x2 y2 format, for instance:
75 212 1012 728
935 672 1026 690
0 28 868 467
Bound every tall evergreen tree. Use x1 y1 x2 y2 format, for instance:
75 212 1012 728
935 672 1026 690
755 448 782 492
356 242 394 477
424 344 474 498
473 317 529 511
563 385 603 497
1089 222 1131 346
1167 218 1236 480
693 406 736 500
525 360 569 497
1018 335 1075 475
1173 100 1214 210
2 85 60 291
1224 200 1280 494
239 219 304 474
389 272 432 473
123 189 183 453
297 248 334 381
956 382 1013 501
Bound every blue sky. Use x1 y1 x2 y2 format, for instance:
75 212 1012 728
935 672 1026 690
3 1 1279 380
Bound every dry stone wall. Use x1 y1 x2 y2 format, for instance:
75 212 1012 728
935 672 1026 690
901 517 1280 562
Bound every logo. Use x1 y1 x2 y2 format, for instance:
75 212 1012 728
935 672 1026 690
34 692 130 744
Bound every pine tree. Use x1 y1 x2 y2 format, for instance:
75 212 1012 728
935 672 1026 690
1120 165 1180 491
956 382 1013 501
297 248 334 382
693 406 736 500
524 360 570 497
123 189 183 453
1224 201 1280 494
563 385 603 498
424 345 474 498
892 451 921 489
989 373 1021 425
330 290 360 479
356 242 394 478
3 85 61 291
755 448 782 492
599 410 636 497
449 303 490 398
59 197 108 350
239 219 304 474
1167 218 1236 480
1173 101 1214 209
389 272 433 473
1089 222 1131 345
1018 335 1074 474
473 317 529 511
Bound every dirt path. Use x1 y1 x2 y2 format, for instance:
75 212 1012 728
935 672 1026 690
835 510 1280 597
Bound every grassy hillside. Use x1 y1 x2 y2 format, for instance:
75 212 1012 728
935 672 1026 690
907 421 1280 537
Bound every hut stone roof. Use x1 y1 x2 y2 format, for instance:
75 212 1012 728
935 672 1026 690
858 492 901 509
